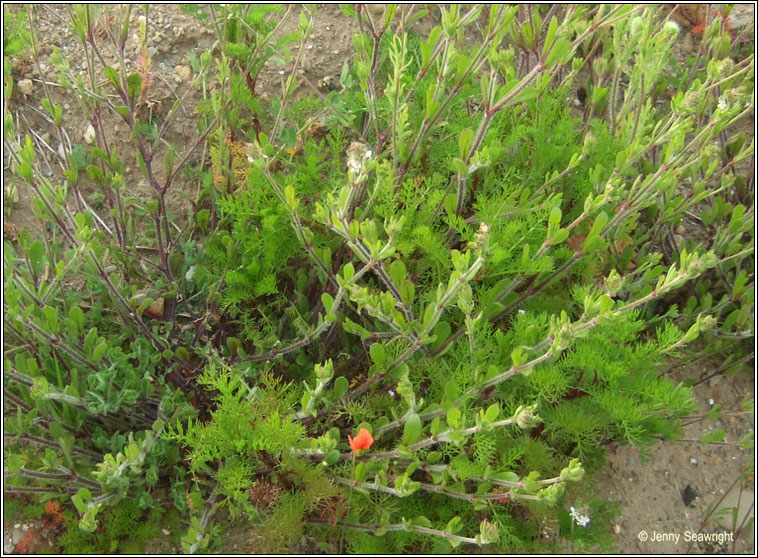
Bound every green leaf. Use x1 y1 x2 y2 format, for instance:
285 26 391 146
700 430 726 444
389 259 406 286
458 128 474 159
403 413 422 446
548 206 562 227
5 453 26 475
92 341 108 364
512 86 538 106
126 73 142 103
333 376 349 400
103 67 121 92
413 515 432 528
552 228 569 244
49 421 65 438
429 321 451 354
450 157 469 176
447 407 462 429
443 380 460 403
545 37 571 67
370 343 386 366
279 126 297 148
321 292 334 313
485 403 499 422
354 462 367 483
114 105 130 120
43 306 59 333
541 16 558 59
446 516 462 534
490 471 519 483
28 241 45 277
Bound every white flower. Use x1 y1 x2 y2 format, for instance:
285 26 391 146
717 96 729 111
570 506 590 527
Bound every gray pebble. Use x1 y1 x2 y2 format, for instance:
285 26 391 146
11 527 25 545
17 79 34 96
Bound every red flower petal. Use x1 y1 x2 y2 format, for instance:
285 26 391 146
348 428 374 453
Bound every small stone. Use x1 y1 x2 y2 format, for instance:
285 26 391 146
84 123 96 144
366 4 385 18
690 458 698 465
64 103 70 110
332 49 339 55
174 65 191 83
12 527 25 545
147 46 158 57
17 78 34 96
682 32 694 53
173 26 184 37
147 297 164 318
676 224 685 235
4 540 15 554
613 524 621 534
162 529 170 536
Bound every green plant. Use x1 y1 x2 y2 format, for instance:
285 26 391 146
56 498 169 554
3 4 753 554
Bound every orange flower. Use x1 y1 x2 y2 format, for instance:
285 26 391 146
348 428 374 453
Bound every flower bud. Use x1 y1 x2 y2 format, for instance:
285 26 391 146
718 57 736 77
560 458 585 482
592 56 608 77
604 269 623 297
629 17 644 41
662 20 680 38
514 405 542 429
476 520 500 545
474 222 490 253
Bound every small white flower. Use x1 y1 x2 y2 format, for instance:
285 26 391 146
518 309 526 315
717 97 728 111
570 506 591 527
388 390 395 397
